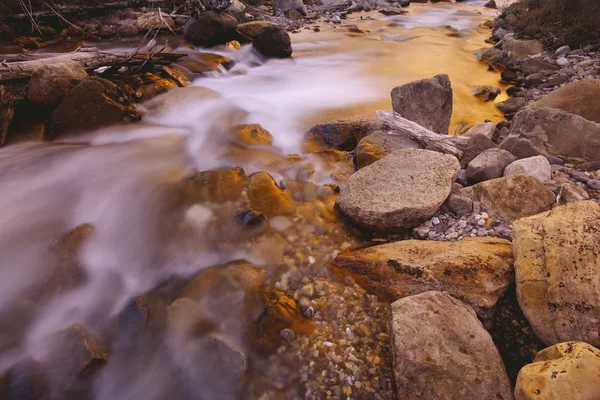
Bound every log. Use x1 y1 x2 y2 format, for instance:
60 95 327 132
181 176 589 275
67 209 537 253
376 110 468 159
0 50 186 82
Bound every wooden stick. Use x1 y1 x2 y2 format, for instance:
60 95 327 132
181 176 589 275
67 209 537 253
377 110 468 159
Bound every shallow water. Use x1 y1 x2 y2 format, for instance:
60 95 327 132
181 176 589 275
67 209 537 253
0 2 508 398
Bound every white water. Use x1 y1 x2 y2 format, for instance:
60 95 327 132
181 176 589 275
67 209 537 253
0 2 506 398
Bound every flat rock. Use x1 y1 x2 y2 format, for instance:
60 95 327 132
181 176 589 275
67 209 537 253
390 291 512 400
500 107 600 162
460 174 555 220
462 122 495 139
334 237 513 312
27 61 88 106
504 155 551 182
514 201 600 346
515 342 600 400
391 74 453 134
354 130 422 169
336 149 460 231
529 79 600 123
466 148 516 184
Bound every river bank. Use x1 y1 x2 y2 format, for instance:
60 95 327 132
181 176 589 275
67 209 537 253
1 1 600 400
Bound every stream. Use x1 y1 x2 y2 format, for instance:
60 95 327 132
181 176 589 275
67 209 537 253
0 1 511 399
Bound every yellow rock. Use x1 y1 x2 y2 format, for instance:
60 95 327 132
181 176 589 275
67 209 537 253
248 172 296 217
177 167 247 204
515 342 600 400
231 124 273 146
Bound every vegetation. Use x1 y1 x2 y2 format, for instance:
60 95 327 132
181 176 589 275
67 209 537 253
503 0 600 49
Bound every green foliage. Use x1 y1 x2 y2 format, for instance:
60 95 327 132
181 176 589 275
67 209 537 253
503 0 600 49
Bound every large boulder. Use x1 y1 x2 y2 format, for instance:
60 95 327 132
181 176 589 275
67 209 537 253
390 291 512 400
183 12 238 47
48 77 140 137
390 74 453 134
459 131 496 168
515 342 600 400
237 21 274 40
304 113 382 150
273 0 307 15
514 201 600 346
530 79 600 123
504 155 551 182
354 130 422 169
336 149 460 231
499 107 600 162
27 61 88 107
502 37 544 58
460 174 555 220
252 25 292 59
466 148 516 184
334 237 513 312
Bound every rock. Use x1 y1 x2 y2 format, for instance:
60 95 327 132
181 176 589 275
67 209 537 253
466 148 516 184
515 342 600 400
27 61 88 106
471 85 501 101
459 131 497 169
529 79 600 123
504 155 551 182
499 107 600 162
492 27 509 42
554 45 570 57
273 0 307 16
389 291 512 400
335 237 513 312
136 11 175 32
460 174 555 220
231 124 273 146
227 0 246 14
304 113 382 150
556 57 570 67
496 97 527 116
206 0 232 10
117 22 139 37
183 12 238 47
248 172 296 217
557 182 589 203
48 77 140 137
354 130 422 169
484 0 497 8
502 37 544 58
176 167 247 205
253 25 292 59
448 194 473 215
237 21 275 40
514 201 600 346
462 122 495 140
0 359 49 400
390 74 453 134
335 149 460 231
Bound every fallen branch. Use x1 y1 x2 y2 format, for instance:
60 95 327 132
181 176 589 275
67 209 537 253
377 110 468 159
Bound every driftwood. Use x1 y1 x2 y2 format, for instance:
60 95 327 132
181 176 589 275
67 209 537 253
377 110 468 159
0 50 186 82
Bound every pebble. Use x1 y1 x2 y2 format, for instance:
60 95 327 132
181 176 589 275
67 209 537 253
301 284 315 297
432 217 440 225
281 328 296 342
477 228 487 236
458 220 467 228
477 219 486 226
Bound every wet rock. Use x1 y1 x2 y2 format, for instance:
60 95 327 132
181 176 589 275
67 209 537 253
336 149 460 231
48 77 139 137
304 113 382 150
253 25 292 59
237 21 275 40
248 172 296 217
177 167 247 204
499 107 600 162
391 74 453 134
529 79 600 123
459 131 497 168
273 0 307 16
335 237 513 312
504 155 551 182
231 124 273 146
502 37 544 58
389 291 512 400
466 148 516 184
236 209 266 227
460 174 555 220
27 61 88 107
496 97 526 116
447 194 473 215
515 342 600 400
471 85 501 101
183 12 238 47
0 359 49 400
514 201 600 346
484 0 497 8
354 130 422 169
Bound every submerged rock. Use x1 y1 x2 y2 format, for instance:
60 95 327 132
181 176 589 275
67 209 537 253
177 167 247 205
27 61 88 106
334 237 513 312
471 85 501 101
183 12 238 47
514 201 600 346
253 25 293 59
391 74 453 134
515 342 600 400
336 149 460 231
460 174 555 220
389 291 512 400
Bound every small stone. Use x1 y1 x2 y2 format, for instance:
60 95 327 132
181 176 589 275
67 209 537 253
432 217 440 225
300 284 315 297
447 232 459 240
333 15 341 24
556 57 570 67
413 226 430 239
477 228 487 236
481 212 489 219
478 219 486 226
458 220 467 229
280 328 295 342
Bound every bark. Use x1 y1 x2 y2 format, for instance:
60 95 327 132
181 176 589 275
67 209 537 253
0 50 186 82
376 110 468 159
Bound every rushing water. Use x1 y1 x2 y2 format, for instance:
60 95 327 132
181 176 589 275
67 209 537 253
0 1 510 399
